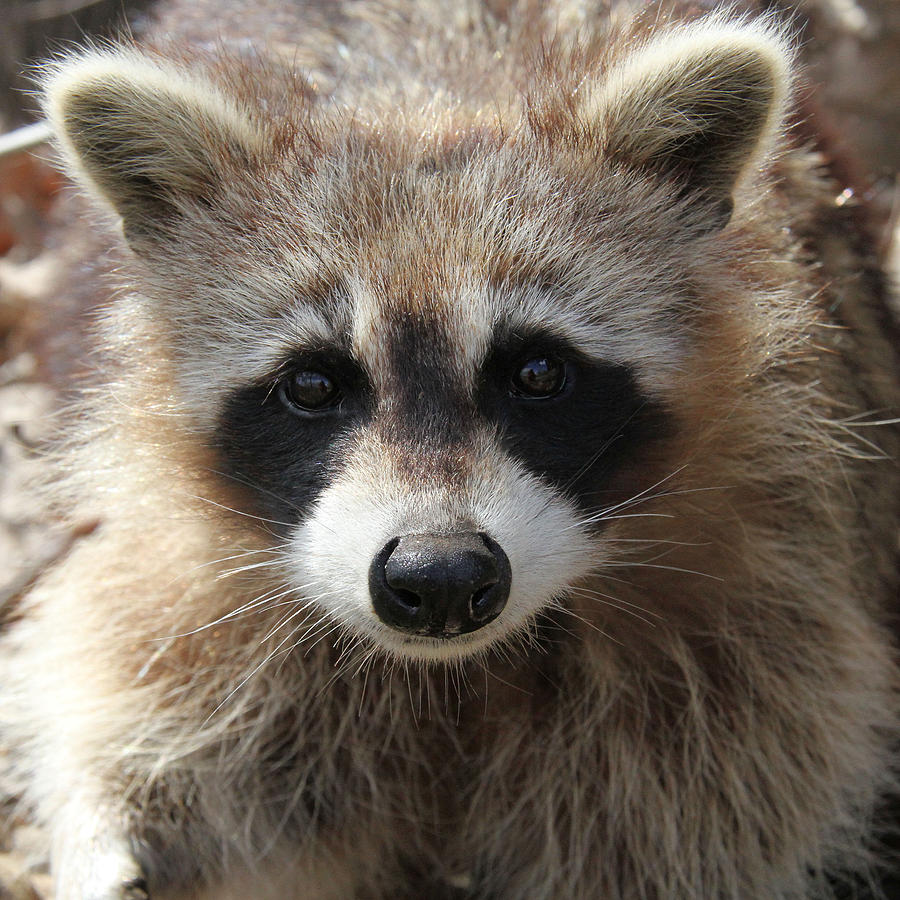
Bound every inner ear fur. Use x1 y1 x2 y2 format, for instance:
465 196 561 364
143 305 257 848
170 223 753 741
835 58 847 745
42 49 265 247
584 19 792 229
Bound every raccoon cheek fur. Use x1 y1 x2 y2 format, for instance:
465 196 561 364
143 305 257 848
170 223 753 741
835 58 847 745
2 2 899 899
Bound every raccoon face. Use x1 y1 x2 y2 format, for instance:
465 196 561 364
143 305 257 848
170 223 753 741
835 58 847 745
43 19 790 661
210 264 667 660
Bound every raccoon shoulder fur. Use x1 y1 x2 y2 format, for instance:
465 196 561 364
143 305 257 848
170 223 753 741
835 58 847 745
3 1 899 898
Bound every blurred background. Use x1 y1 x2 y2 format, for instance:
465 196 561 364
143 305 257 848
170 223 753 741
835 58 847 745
0 1 897 897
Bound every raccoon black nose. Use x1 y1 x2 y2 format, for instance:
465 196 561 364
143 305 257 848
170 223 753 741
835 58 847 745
369 532 511 637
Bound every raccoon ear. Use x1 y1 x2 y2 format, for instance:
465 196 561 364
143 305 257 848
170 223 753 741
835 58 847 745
42 50 264 248
585 20 792 231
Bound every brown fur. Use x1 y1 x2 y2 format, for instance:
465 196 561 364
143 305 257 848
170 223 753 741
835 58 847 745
2 2 899 898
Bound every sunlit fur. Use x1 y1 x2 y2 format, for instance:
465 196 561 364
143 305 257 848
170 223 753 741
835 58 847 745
2 1 899 898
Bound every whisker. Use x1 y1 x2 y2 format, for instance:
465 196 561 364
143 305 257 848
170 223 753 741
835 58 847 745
201 653 280 727
566 586 660 626
187 493 297 529
573 512 676 526
590 465 688 516
570 484 728 531
549 603 624 646
200 467 306 513
605 560 724 581
261 592 341 644
216 556 291 580
298 616 347 656
161 574 328 640
157 584 295 639
161 546 285 589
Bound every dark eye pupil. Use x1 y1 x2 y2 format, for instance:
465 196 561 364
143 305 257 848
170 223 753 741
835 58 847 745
513 357 566 398
284 370 339 410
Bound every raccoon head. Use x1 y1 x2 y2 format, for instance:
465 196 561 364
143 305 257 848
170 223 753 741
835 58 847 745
43 18 791 662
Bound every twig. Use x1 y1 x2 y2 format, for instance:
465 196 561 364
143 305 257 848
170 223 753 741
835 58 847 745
0 122 54 159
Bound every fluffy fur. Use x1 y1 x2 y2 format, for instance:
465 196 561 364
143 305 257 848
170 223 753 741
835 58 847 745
2 1 899 898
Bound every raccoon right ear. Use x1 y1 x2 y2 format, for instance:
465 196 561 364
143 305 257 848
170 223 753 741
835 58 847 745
582 18 792 231
42 50 265 248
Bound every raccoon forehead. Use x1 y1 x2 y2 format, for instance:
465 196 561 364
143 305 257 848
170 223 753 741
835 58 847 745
349 273 491 383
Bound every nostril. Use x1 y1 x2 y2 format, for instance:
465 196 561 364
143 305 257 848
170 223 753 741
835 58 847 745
470 583 496 620
393 588 421 612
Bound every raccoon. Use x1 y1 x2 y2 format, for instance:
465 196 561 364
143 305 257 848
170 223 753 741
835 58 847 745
2 0 899 898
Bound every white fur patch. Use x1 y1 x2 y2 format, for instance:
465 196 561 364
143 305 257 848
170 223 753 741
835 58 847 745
290 440 597 663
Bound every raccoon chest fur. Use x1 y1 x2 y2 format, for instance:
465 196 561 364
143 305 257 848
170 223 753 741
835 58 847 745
2 1 899 898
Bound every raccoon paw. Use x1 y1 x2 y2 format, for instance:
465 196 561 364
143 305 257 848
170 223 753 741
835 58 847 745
54 841 150 900
52 789 153 900
58 868 150 900
120 876 151 900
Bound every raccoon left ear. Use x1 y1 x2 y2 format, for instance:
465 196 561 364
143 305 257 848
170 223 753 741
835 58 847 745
42 49 266 249
584 19 792 231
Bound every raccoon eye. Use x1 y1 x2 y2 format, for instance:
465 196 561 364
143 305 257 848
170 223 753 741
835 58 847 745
279 370 341 413
511 356 568 399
